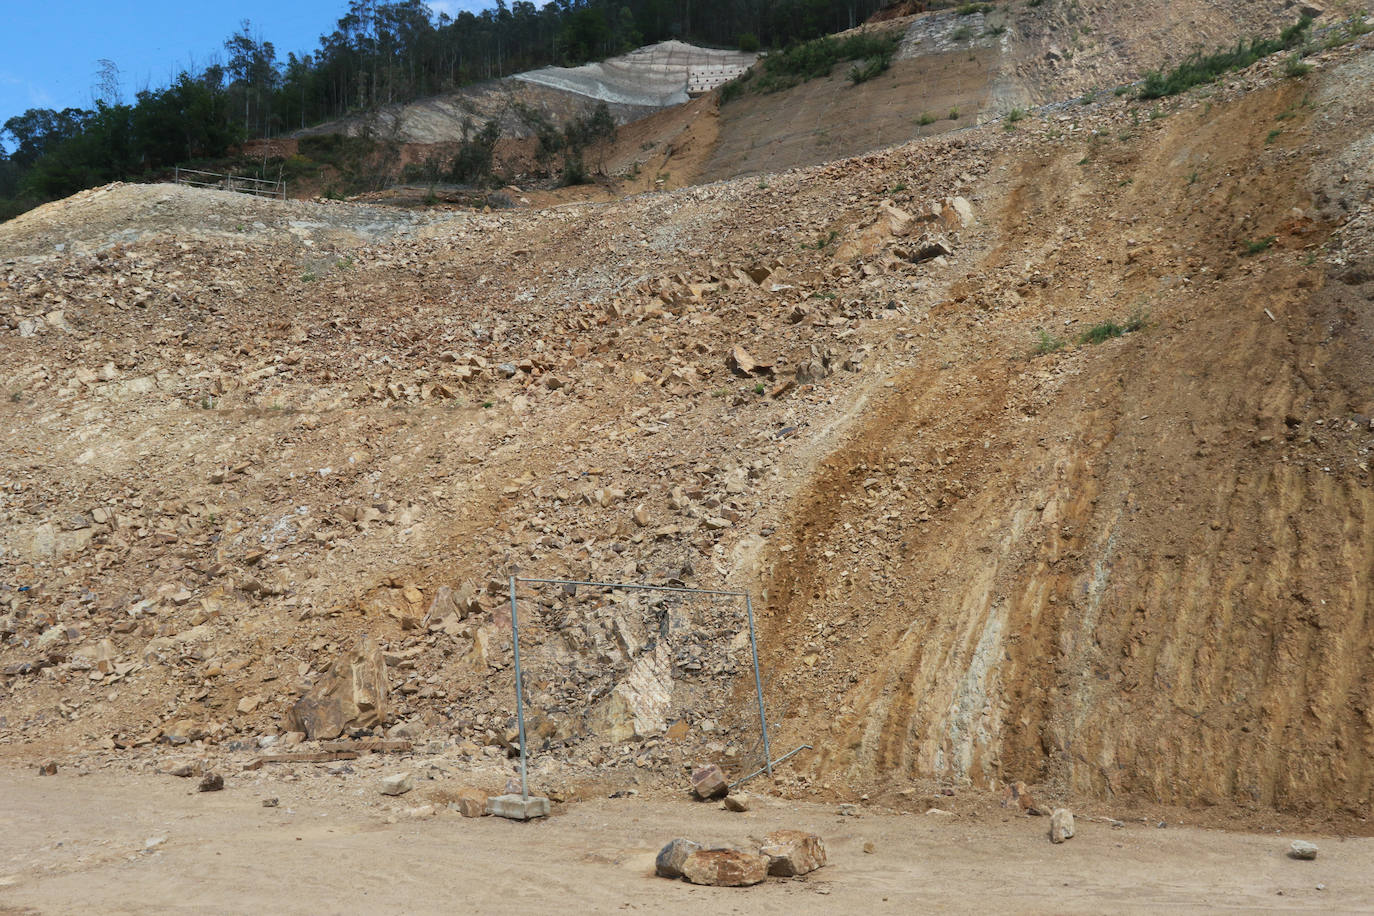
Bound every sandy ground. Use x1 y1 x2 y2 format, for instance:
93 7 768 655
0 767 1364 915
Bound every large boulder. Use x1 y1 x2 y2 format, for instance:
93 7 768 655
287 637 389 739
759 830 827 876
680 849 768 887
690 764 729 800
655 838 701 878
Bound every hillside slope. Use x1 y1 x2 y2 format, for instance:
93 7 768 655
2 24 1372 828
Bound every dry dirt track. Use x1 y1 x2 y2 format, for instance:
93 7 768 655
0 767 1365 915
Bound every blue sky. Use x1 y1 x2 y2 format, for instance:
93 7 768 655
0 0 490 146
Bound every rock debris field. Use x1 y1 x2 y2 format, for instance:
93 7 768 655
2 15 1374 914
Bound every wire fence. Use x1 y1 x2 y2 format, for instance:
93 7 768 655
173 167 286 201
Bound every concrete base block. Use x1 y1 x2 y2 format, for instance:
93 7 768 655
486 794 550 820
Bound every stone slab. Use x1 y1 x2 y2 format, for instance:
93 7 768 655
487 794 550 820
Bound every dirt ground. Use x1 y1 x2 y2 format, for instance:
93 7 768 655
0 765 1362 915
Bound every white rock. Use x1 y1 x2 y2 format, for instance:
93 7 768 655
1049 808 1075 843
379 772 414 796
1289 840 1318 860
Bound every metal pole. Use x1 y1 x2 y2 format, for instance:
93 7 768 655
508 575 529 802
744 592 772 776
516 577 747 599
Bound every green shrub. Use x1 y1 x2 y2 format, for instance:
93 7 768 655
1138 16 1311 99
1283 53 1312 77
1079 310 1146 345
754 32 902 93
1240 236 1276 256
957 3 995 14
738 32 761 53
1034 330 1066 355
849 55 891 84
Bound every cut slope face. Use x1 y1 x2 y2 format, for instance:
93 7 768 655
2 29 1373 826
696 0 1315 183
515 40 757 107
758 49 1374 812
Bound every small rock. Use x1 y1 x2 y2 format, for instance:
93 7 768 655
759 830 827 876
37 760 57 776
406 804 436 819
723 793 751 812
837 803 860 816
681 848 768 887
380 772 414 796
453 787 488 818
1049 808 1075 844
862 841 875 854
655 837 701 878
1289 840 1319 860
144 836 167 852
690 764 729 800
198 772 224 792
1002 780 1043 815
165 760 199 778
262 797 279 808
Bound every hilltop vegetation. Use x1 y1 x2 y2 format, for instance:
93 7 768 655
0 0 898 220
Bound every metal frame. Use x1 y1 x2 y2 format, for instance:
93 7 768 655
173 166 287 201
506 575 793 801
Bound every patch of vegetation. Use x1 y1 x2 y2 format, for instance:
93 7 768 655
1033 330 1066 355
948 107 960 120
747 32 903 94
1265 128 1282 144
802 229 840 250
918 112 938 126
1079 311 1146 345
1240 235 1276 256
1138 16 1312 99
849 55 892 84
957 3 996 14
951 25 975 41
1283 53 1312 78
984 24 1006 36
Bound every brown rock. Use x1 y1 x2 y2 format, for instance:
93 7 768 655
1002 780 1044 815
691 763 729 800
37 759 57 776
198 772 224 792
723 793 751 812
454 787 489 818
286 637 389 740
759 829 827 876
655 837 701 878
681 849 768 887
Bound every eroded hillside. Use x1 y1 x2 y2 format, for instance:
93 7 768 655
2 22 1372 829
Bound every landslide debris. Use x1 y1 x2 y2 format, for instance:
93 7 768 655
2 23 1372 831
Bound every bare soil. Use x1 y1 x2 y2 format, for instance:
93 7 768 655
0 765 1365 915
